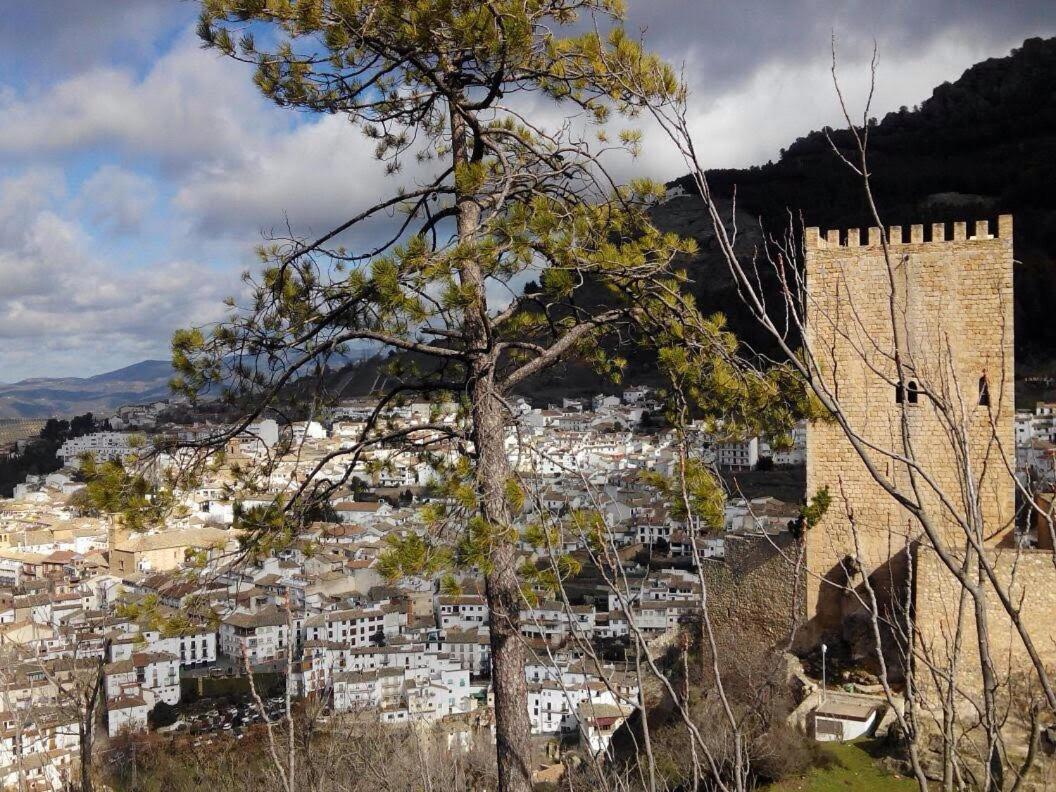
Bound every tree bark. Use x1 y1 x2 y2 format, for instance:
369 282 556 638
450 99 534 792
483 474 534 792
80 692 95 792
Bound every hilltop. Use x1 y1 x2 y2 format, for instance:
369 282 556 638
671 35 1056 368
10 38 1056 415
324 37 1056 405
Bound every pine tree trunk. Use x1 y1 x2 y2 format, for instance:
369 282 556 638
80 714 93 792
475 385 533 792
450 99 534 792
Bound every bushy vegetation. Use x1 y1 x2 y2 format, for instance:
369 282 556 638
102 719 497 792
0 412 98 496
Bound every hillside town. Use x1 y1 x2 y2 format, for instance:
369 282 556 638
4 1 1056 789
0 387 815 787
3 372 1056 788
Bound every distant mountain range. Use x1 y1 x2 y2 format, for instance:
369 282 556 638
0 360 175 419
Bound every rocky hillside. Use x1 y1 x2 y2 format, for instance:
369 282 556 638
672 35 1056 369
331 38 1056 404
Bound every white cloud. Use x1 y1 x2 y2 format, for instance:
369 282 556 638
0 1 185 77
668 28 1022 172
0 167 66 236
0 31 280 169
0 7 1050 381
75 165 157 235
174 113 423 241
0 170 235 381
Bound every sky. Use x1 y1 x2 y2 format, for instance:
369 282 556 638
0 1 1052 383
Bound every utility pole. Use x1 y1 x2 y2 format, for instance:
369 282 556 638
821 643 827 702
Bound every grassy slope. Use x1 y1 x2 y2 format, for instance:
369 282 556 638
768 740 919 792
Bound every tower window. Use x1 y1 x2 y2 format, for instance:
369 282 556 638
895 382 904 403
979 375 990 407
906 380 919 404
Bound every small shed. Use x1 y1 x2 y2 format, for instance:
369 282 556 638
812 699 878 742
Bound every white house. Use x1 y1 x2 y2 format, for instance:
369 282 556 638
302 604 407 648
219 604 291 665
434 595 488 631
57 432 139 467
0 710 80 791
715 437 759 470
106 695 150 737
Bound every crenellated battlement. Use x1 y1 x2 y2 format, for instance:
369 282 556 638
805 214 1012 249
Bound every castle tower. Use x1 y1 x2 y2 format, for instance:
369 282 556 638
803 216 1015 634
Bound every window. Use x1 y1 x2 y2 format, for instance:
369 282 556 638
907 380 919 404
895 382 904 404
979 375 991 407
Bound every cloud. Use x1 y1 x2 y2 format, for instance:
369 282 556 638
0 31 281 169
74 166 157 235
0 169 235 381
174 114 402 240
666 29 1029 171
0 1 190 78
0 3 1052 381
624 0 1055 100
0 167 66 239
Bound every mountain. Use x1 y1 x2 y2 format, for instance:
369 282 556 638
0 360 175 419
668 35 1056 370
17 39 1056 416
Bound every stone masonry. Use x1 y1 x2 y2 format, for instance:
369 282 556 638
914 546 1056 709
803 217 1016 637
698 530 805 663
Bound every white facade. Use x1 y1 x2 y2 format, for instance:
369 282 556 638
219 606 291 664
107 696 150 737
57 432 138 466
302 605 406 647
716 437 759 470
0 712 80 791
434 595 488 631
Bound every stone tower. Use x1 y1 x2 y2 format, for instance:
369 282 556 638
803 216 1015 634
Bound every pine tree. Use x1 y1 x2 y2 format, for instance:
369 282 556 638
175 3 813 789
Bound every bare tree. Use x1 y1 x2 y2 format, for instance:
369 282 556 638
618 39 1056 791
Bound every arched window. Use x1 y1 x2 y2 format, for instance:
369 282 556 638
979 375 991 407
907 380 919 404
895 382 905 403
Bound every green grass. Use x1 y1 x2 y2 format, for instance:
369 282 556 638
768 740 919 792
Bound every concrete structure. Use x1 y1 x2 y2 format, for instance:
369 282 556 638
812 698 878 742
219 604 291 665
57 432 138 466
716 437 759 470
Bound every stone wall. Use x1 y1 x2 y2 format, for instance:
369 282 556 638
698 530 805 661
803 217 1016 635
914 546 1056 710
